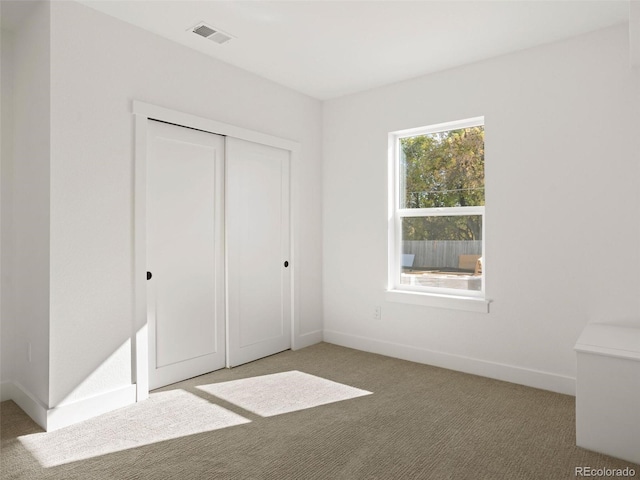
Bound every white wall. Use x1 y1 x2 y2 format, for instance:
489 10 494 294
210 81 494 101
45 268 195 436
0 27 14 399
46 1 322 409
0 1 51 407
322 25 640 394
0 15 5 396
0 0 323 428
1 25 9 396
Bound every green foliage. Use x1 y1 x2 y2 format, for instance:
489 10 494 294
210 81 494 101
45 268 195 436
400 126 484 241
403 215 482 242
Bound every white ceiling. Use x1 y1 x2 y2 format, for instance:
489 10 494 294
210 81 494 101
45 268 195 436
76 1 629 100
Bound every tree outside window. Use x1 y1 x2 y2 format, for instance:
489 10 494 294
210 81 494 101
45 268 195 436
391 119 485 296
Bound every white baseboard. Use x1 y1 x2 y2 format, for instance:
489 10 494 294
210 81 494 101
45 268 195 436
1 381 49 430
0 381 14 401
1 381 137 431
323 330 576 396
294 329 323 350
46 384 137 431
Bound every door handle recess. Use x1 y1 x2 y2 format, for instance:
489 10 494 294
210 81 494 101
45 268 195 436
147 271 152 280
284 261 289 268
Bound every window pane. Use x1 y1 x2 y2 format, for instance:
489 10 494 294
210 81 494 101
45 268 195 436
401 216 483 291
400 126 484 209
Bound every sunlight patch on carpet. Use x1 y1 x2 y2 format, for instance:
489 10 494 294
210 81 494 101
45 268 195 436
18 389 250 468
196 370 372 417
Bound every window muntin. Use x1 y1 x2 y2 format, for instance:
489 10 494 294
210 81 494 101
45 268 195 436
391 118 485 297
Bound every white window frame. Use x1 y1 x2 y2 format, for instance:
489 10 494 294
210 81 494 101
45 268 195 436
386 117 490 313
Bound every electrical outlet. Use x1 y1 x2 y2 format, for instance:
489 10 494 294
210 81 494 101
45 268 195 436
373 306 381 320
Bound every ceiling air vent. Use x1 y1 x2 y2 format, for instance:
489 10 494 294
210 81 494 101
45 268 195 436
190 22 234 45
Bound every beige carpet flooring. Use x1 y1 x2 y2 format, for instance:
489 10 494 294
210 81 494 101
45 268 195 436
1 342 638 479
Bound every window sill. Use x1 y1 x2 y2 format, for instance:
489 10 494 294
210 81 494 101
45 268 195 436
385 289 491 313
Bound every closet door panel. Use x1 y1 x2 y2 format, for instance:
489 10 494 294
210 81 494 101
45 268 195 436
226 137 291 367
147 120 225 389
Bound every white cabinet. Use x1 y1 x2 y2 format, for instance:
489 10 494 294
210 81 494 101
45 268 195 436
575 320 640 464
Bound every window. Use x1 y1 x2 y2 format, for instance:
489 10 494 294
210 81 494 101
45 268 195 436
389 117 485 299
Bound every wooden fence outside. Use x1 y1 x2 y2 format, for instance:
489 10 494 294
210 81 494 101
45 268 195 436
403 240 482 269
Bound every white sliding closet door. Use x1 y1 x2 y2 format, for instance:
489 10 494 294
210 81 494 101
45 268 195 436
226 137 291 367
147 120 226 389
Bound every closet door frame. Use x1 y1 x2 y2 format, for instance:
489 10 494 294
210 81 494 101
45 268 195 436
132 101 300 402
